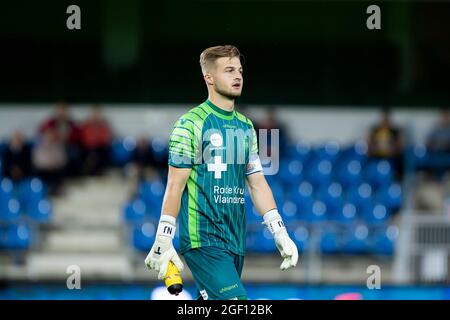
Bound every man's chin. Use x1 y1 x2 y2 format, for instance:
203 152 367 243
225 91 241 99
216 88 242 100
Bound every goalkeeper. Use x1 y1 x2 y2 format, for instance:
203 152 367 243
145 45 298 300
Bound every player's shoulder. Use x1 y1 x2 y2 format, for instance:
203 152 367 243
174 102 211 129
234 110 254 129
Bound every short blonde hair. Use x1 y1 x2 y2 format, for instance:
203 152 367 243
199 45 241 74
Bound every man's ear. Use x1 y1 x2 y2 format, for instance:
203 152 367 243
204 73 214 86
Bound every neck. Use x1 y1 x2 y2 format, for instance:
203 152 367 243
207 91 235 112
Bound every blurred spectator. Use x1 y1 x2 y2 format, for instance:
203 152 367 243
32 129 67 195
39 102 82 176
426 109 450 153
257 108 290 156
131 136 157 182
367 109 404 177
80 105 113 175
1 130 32 182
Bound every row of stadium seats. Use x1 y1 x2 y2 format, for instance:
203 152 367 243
130 220 397 256
0 178 51 251
123 179 402 226
248 223 398 256
110 137 168 166
0 223 33 250
114 139 402 255
0 178 52 224
275 158 395 190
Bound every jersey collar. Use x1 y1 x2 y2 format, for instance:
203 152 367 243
205 99 235 119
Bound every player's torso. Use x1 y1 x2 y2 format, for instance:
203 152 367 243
180 102 253 255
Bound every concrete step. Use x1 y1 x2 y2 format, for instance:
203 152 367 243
43 230 124 253
26 252 133 280
51 212 122 228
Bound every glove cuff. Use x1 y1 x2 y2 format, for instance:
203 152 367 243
157 214 176 239
263 209 286 234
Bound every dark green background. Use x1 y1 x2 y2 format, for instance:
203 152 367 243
1 0 449 107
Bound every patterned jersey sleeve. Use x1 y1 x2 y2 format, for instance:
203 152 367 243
246 120 263 176
168 116 196 168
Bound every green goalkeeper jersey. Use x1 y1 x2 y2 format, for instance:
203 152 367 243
168 100 261 256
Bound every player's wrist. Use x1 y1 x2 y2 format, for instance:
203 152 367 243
263 209 286 235
157 214 177 239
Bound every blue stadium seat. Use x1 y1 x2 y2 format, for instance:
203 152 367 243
303 200 328 223
376 183 402 212
332 202 357 225
346 183 373 213
317 182 344 215
111 137 136 166
246 229 276 253
28 199 52 223
362 203 389 225
342 141 368 163
151 137 169 163
341 224 370 254
281 200 299 224
294 181 315 213
363 160 393 189
4 224 32 250
138 180 165 209
314 141 341 163
246 199 261 225
320 227 340 254
305 160 333 188
0 198 21 222
132 222 155 252
412 144 427 165
18 178 47 212
278 159 303 190
123 199 147 224
291 141 312 163
293 225 309 253
337 160 363 189
0 178 14 199
371 225 398 256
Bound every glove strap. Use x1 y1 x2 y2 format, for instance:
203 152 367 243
156 214 176 239
263 209 286 234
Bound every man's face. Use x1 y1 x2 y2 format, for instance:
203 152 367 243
207 57 243 99
90 107 101 121
55 104 68 120
381 113 391 127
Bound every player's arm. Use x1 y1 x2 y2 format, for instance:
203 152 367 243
245 121 298 270
144 166 191 279
246 172 298 271
145 113 197 279
161 166 191 220
245 171 277 214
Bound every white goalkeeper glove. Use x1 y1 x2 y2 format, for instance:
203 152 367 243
145 214 184 279
263 209 299 270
